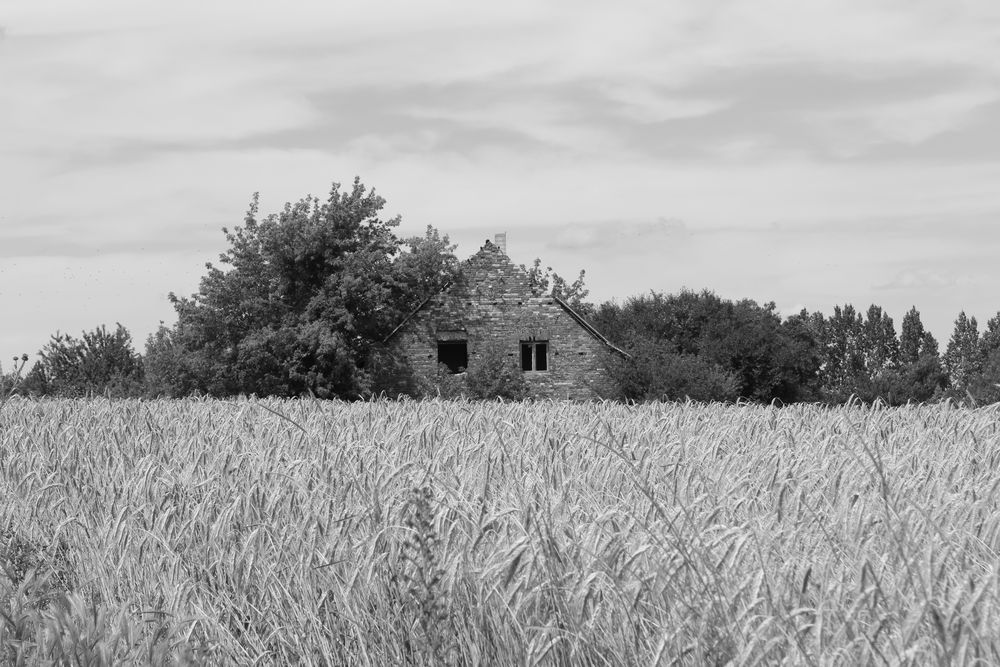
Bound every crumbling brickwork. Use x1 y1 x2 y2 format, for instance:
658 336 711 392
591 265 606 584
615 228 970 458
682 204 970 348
383 240 621 400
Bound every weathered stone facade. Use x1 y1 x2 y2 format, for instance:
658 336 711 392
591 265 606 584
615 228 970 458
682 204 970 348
382 240 624 399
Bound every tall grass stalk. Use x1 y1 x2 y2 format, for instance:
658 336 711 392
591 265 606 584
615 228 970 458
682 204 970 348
1 398 999 663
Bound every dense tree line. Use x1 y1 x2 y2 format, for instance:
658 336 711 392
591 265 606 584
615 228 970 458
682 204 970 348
5 177 1000 405
592 295 963 405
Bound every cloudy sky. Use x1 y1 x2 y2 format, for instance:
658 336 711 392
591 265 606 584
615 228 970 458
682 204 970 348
2 1 1000 366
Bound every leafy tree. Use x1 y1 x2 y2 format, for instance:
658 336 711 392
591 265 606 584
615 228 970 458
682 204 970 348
815 304 949 404
967 312 1000 404
143 323 201 397
868 306 948 404
593 290 805 403
696 297 803 402
17 362 49 397
33 324 144 397
980 312 1000 366
156 178 459 398
394 226 460 302
523 258 590 313
921 331 940 358
861 305 900 373
943 311 980 392
815 304 866 401
605 342 739 403
899 307 928 365
777 309 824 402
967 351 1000 405
876 354 948 405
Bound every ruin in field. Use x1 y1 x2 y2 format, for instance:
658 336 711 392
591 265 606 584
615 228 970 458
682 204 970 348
381 235 626 399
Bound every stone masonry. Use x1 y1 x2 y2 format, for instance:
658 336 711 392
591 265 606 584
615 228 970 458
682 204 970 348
382 240 624 399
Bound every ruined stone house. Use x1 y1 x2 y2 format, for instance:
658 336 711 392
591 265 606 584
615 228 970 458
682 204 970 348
380 235 627 399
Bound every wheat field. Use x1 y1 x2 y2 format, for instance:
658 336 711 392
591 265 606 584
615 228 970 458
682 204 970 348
1 397 999 665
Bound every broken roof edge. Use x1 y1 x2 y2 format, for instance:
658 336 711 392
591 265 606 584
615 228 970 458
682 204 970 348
382 241 524 344
551 295 632 359
381 240 630 359
381 283 452 344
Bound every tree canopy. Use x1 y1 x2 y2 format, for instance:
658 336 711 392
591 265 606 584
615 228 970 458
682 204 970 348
8 176 1000 406
20 324 144 397
592 290 815 404
147 178 459 399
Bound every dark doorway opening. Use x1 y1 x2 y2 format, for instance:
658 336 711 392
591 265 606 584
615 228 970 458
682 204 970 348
437 341 468 374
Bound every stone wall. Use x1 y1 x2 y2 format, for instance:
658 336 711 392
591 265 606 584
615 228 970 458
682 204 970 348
384 241 618 400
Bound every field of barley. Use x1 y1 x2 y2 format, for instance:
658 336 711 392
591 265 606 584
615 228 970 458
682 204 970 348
1 397 1000 665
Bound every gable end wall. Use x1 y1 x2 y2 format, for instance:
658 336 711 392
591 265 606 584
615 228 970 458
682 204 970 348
392 244 616 399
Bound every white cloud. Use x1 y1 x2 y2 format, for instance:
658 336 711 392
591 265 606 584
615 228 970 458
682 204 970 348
807 86 1000 156
876 269 970 290
598 84 731 124
2 0 1000 359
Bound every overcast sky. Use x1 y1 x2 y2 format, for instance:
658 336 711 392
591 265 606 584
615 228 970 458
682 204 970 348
2 1 1000 366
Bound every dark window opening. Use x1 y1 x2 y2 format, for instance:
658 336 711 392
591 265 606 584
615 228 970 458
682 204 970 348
521 344 533 371
520 341 550 372
438 341 468 374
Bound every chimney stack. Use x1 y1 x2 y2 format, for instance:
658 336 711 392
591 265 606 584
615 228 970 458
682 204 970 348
494 232 507 255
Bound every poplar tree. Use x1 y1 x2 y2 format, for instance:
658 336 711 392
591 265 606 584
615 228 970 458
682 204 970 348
862 305 899 373
899 306 927 365
943 311 981 391
973 312 1000 403
980 312 1000 363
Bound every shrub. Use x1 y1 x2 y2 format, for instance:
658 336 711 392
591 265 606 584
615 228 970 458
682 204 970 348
465 342 527 400
34 324 144 398
414 363 469 400
607 345 739 402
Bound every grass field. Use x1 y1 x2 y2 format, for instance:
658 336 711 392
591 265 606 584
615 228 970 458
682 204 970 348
1 398 1000 665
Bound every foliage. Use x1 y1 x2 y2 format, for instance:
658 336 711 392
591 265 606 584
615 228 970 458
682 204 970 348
594 290 809 403
861 304 900 372
966 313 1000 404
865 353 948 405
981 312 1000 363
155 179 459 399
522 258 591 313
813 304 866 400
17 362 51 397
606 342 739 403
967 347 1000 405
464 341 528 400
591 293 962 406
394 226 460 303
143 323 201 398
3 398 1000 662
810 304 948 404
20 167 1000 405
777 309 824 402
400 340 528 402
30 324 144 398
899 306 938 364
943 311 981 392
411 363 468 400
